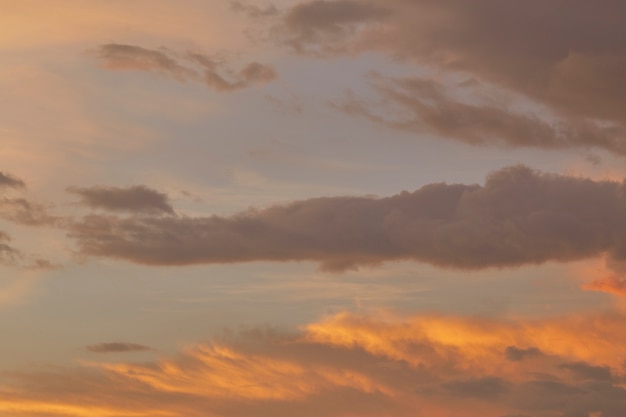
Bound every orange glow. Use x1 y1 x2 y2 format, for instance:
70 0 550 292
583 275 626 297
305 310 626 372
0 400 174 417
94 343 393 401
4 309 626 417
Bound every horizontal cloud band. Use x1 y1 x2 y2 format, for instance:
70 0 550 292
68 165 626 271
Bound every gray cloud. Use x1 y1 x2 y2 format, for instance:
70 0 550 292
0 172 25 190
0 198 57 226
67 166 626 273
282 0 389 54
0 231 21 266
559 362 613 382
443 376 509 400
275 0 626 152
337 74 626 155
85 342 154 354
505 346 543 362
95 43 276 92
97 44 198 81
68 185 175 215
230 1 279 18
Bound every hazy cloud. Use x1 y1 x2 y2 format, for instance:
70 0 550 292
276 0 626 152
97 44 198 81
85 342 154 354
68 185 175 215
67 166 626 274
0 198 57 226
559 362 613 382
230 1 279 18
94 43 277 92
0 172 25 190
282 0 389 54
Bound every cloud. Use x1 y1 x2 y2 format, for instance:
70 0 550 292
230 1 279 18
94 43 277 92
85 342 154 354
0 231 22 266
0 172 25 190
336 74 626 155
583 275 626 297
275 0 626 152
559 362 613 382
96 44 198 81
505 346 543 362
68 185 175 215
281 0 389 54
67 166 626 273
3 310 626 417
0 198 58 226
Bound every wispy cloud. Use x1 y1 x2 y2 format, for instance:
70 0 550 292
336 73 626 155
94 43 277 92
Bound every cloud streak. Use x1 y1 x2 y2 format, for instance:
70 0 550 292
95 43 277 92
85 342 154 354
66 166 626 274
337 73 626 155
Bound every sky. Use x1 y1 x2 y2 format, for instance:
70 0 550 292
1 1 626 416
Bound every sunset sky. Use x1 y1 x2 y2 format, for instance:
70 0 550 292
2 1 626 416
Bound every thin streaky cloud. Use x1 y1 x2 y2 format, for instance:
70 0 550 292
336 74 626 155
94 43 277 92
86 342 154 354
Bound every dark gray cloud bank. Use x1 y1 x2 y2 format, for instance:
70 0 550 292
95 43 277 92
261 0 626 155
67 165 626 272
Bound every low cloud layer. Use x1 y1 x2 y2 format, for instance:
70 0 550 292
271 0 626 154
67 166 626 274
68 185 175 215
3 310 626 417
95 43 277 92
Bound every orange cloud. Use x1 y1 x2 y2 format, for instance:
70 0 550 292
3 310 626 417
583 276 626 297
